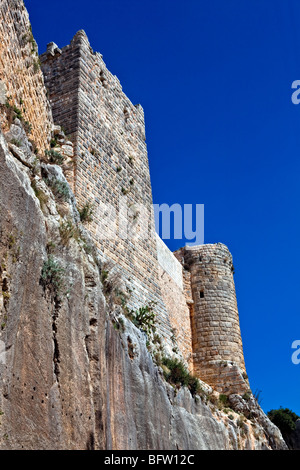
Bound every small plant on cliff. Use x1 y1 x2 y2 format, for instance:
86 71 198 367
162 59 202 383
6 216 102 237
45 149 65 165
10 138 22 148
33 58 41 73
121 187 129 195
3 100 23 121
130 304 156 336
161 356 202 398
23 120 32 135
99 262 125 303
59 219 80 246
219 394 229 407
50 136 58 148
242 391 252 402
45 178 70 202
40 256 66 299
11 105 23 121
78 201 94 224
100 269 109 288
27 26 37 54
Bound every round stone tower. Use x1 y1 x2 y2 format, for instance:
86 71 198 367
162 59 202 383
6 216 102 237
181 243 249 395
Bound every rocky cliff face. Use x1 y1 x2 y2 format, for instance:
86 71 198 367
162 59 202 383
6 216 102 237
0 124 288 450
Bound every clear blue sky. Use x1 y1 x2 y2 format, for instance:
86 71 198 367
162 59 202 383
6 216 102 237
25 0 300 416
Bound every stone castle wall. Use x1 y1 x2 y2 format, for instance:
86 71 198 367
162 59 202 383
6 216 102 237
40 32 176 348
156 236 193 369
0 0 53 152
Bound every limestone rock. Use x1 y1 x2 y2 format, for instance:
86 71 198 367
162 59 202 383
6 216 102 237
0 81 6 105
0 129 289 450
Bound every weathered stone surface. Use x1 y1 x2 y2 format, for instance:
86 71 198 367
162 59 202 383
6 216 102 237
228 394 288 450
0 130 106 449
0 0 53 151
0 0 290 451
0 130 288 450
0 81 6 105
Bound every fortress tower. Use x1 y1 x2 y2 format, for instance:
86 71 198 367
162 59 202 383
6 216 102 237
175 244 249 394
40 31 175 344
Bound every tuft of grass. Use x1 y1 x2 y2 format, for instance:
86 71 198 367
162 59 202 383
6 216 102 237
242 391 252 402
2 98 32 136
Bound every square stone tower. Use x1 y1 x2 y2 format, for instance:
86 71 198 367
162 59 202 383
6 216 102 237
40 31 174 343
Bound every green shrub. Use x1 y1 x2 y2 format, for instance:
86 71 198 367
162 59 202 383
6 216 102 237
40 256 65 298
162 356 188 385
100 269 110 294
219 394 229 407
12 105 23 120
161 356 201 397
242 391 252 402
5 101 23 121
186 375 202 398
27 26 37 54
132 304 156 336
50 137 58 148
